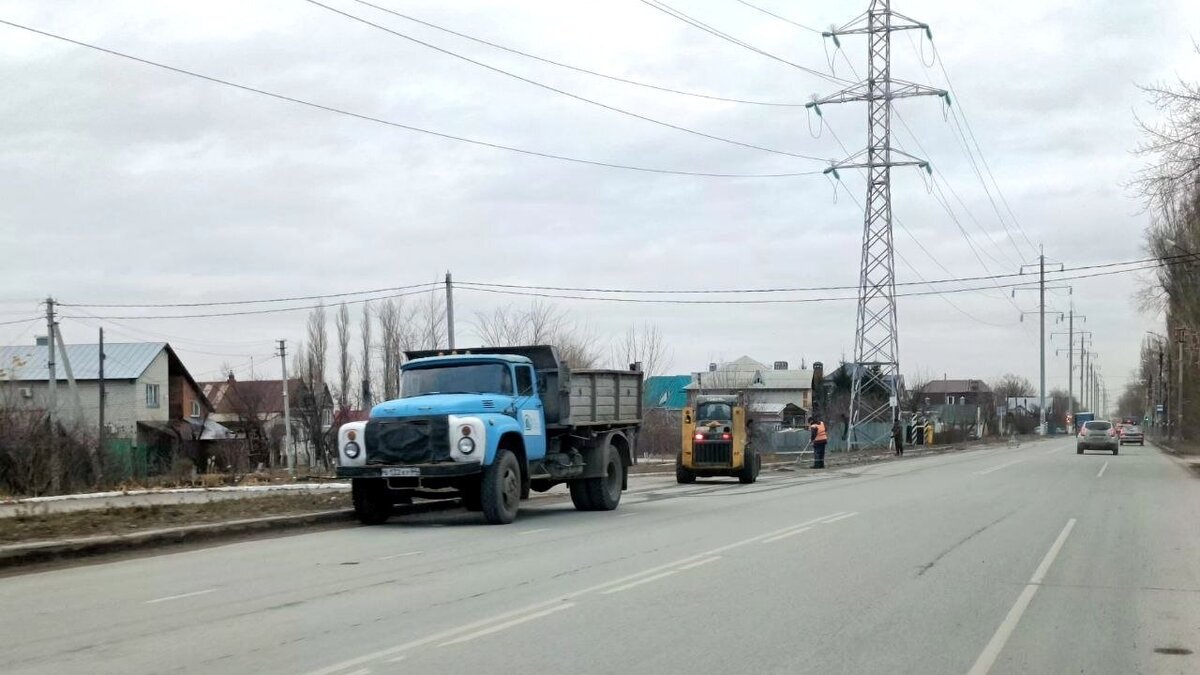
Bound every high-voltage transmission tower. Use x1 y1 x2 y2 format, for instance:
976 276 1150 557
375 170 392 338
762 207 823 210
808 1 948 448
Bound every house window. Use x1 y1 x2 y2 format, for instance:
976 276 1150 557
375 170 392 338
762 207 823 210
190 400 201 418
146 384 160 408
946 395 953 406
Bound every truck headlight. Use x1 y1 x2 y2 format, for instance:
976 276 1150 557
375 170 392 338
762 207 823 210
344 441 361 459
457 437 476 454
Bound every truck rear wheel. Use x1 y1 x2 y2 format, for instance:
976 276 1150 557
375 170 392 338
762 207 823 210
738 449 759 484
676 452 695 484
481 449 521 524
571 449 624 511
352 478 392 526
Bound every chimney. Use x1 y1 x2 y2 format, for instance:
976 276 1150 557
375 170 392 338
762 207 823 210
35 335 49 347
812 361 824 383
773 361 788 371
708 362 717 372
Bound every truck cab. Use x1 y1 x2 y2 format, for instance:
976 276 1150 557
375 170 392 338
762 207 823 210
337 345 641 525
676 394 759 484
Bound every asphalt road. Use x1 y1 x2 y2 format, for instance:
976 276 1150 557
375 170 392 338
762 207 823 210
1 437 1197 675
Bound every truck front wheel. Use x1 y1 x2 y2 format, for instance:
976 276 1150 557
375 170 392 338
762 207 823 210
352 478 392 526
481 449 521 524
571 449 623 511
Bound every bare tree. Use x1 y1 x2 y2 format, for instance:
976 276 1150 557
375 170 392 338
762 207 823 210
415 289 447 350
991 373 1035 401
360 301 374 408
1133 50 1200 212
610 324 673 376
472 300 601 367
335 302 352 415
377 299 402 400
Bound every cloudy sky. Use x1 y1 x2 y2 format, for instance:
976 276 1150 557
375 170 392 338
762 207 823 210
1 0 1197 398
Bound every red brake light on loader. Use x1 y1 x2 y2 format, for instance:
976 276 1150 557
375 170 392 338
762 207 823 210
721 432 731 440
694 433 705 441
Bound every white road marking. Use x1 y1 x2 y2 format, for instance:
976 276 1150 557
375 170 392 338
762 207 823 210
384 655 408 663
601 571 678 595
762 526 811 544
676 556 721 570
1045 447 1060 455
619 512 639 517
1096 462 1108 478
343 669 371 675
302 512 844 675
438 602 576 646
966 518 1076 675
518 528 550 535
378 551 423 561
974 459 1026 475
821 511 859 524
145 588 216 604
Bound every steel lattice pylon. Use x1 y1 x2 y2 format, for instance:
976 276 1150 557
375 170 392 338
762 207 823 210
808 1 946 448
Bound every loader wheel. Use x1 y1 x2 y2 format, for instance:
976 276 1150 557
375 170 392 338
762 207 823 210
481 449 521 524
352 478 392 526
738 449 759 484
572 448 624 511
676 452 696 484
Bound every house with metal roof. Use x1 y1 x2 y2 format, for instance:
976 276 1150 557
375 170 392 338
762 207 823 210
685 356 814 429
199 374 334 469
0 338 221 476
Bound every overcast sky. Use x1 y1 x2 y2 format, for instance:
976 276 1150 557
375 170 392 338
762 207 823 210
1 0 1197 399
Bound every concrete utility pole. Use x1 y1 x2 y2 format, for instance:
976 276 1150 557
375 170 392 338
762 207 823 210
1177 330 1184 437
98 327 106 482
445 271 455 350
809 0 947 448
278 339 295 478
1016 249 1064 434
45 297 60 493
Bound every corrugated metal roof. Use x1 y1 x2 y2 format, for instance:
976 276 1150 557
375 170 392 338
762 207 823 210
0 342 166 381
644 375 691 409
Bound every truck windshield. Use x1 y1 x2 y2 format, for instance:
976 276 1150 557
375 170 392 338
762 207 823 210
401 363 513 397
697 402 733 421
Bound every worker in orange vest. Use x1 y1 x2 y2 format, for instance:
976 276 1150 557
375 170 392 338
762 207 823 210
809 416 828 469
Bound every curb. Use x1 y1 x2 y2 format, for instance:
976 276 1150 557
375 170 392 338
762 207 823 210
0 499 460 571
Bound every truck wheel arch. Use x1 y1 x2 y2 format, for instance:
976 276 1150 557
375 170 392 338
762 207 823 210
603 430 633 490
498 431 529 492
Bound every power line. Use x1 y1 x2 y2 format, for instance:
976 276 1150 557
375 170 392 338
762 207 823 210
731 0 823 34
638 0 852 85
59 281 441 308
454 258 1186 305
346 0 809 107
307 0 824 161
928 41 1038 252
0 17 818 180
61 286 438 321
0 316 41 327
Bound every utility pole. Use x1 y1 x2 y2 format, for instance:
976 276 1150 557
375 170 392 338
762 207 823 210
1176 329 1185 438
809 0 947 448
45 297 60 493
445 271 456 350
98 327 106 481
1015 247 1064 434
277 339 295 478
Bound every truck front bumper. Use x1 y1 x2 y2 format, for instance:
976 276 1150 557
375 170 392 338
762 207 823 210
337 462 482 479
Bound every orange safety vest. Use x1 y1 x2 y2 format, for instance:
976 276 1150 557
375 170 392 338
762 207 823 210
811 421 828 443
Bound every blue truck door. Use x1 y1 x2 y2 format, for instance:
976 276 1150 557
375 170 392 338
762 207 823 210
515 365 546 460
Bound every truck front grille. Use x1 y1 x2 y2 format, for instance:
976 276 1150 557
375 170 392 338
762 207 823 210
693 441 733 466
365 416 450 465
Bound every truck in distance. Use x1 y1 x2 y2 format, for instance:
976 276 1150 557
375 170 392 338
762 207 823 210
336 345 642 525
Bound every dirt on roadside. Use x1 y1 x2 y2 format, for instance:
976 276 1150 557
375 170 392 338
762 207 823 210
1 492 351 546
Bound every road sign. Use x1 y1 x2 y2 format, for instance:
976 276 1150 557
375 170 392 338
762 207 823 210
1156 404 1164 413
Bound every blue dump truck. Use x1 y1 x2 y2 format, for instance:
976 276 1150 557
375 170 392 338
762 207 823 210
336 345 643 525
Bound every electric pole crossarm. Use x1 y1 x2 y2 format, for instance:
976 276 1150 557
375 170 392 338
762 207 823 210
824 12 929 36
809 80 948 108
825 148 931 174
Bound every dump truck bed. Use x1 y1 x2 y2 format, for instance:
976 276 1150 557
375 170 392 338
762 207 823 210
564 369 643 427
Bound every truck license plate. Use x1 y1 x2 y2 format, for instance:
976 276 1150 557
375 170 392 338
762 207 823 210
382 467 420 477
